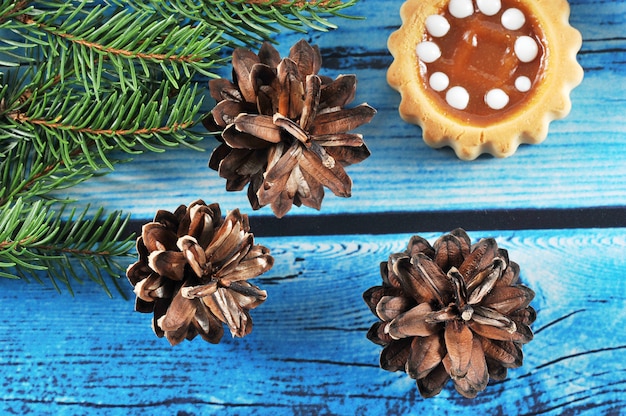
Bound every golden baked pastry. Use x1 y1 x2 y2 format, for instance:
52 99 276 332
387 0 583 159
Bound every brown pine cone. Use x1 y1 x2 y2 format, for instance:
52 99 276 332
204 39 376 218
126 200 273 346
363 229 536 398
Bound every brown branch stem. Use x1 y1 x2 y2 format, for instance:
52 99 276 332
18 14 201 63
56 32 201 63
0 238 114 257
36 245 113 257
24 117 192 136
0 0 31 24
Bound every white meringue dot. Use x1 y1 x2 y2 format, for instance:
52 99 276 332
477 0 501 16
515 76 532 92
501 8 526 30
416 41 441 63
446 86 470 110
429 72 450 92
485 89 510 110
425 14 451 37
448 0 474 19
515 36 539 62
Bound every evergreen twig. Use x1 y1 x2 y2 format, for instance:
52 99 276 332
0 197 134 297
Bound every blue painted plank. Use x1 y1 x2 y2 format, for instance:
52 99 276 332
51 0 626 219
1 228 625 414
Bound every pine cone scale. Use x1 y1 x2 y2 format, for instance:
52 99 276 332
392 256 445 305
258 42 281 67
444 320 473 378
458 238 499 280
417 363 449 398
208 78 241 102
470 313 528 343
211 99 248 127
380 337 412 372
299 147 351 198
232 48 260 102
277 60 305 119
300 75 322 131
148 250 187 281
451 338 488 398
433 234 470 275
387 302 437 339
466 259 503 304
289 39 320 79
482 285 535 314
407 334 445 380
497 261 521 287
222 126 272 151
257 144 302 207
375 295 413 321
319 74 357 109
309 104 376 136
312 133 364 148
142 223 178 251
296 167 324 210
481 337 522 368
323 142 371 167
158 289 196 332
273 114 310 145
233 114 284 144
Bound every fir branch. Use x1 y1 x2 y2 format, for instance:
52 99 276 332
2 69 204 170
8 1 228 90
225 0 361 32
112 0 361 46
0 139 109 208
0 197 134 297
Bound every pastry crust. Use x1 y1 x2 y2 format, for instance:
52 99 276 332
388 0 584 160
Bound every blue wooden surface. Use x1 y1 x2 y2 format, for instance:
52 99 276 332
4 0 626 414
1 229 626 414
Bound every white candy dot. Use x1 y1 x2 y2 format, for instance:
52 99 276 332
515 76 532 92
485 89 510 110
429 72 450 92
416 41 441 63
446 86 470 110
501 8 526 30
448 0 474 19
425 15 451 38
515 36 539 62
477 0 501 16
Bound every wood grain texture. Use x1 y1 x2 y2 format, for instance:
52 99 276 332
52 0 626 220
1 228 625 415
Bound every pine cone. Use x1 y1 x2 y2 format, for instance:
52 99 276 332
126 200 273 346
363 229 536 398
204 39 376 218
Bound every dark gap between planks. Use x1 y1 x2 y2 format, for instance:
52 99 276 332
123 206 626 238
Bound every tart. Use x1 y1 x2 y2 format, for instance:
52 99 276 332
387 0 584 159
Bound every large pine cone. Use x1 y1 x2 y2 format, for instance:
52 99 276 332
126 200 273 345
204 39 376 218
363 229 536 398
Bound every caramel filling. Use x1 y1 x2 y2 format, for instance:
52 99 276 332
416 0 546 125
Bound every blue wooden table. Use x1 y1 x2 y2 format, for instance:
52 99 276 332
2 0 626 414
